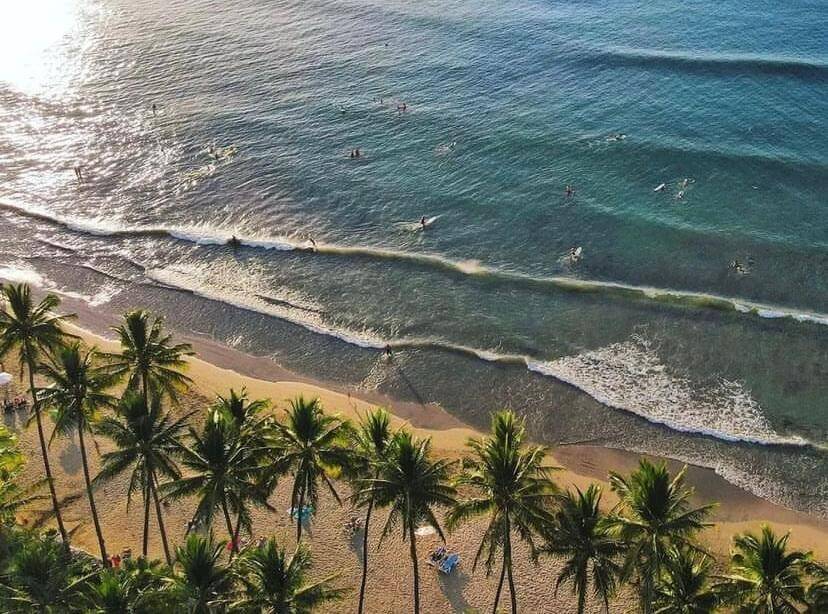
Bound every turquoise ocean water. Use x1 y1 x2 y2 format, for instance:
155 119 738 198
1 0 826 513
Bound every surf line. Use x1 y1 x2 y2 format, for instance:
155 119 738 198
139 267 814 451
4 198 828 329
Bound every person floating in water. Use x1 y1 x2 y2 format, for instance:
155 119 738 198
397 102 407 113
568 246 582 264
730 259 746 274
384 345 393 361
565 184 575 198
228 235 241 248
152 103 157 116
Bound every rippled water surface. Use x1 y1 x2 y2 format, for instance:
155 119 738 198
1 0 826 513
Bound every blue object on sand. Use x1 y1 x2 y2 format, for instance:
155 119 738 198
439 553 459 574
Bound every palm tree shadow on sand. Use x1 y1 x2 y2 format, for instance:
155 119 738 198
437 567 472 612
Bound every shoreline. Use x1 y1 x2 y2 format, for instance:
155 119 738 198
51 293 828 559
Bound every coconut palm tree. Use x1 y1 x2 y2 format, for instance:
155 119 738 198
85 557 174 614
0 283 74 548
541 484 623 614
448 410 558 614
653 547 717 614
364 430 456 614
349 407 393 614
37 343 118 565
106 309 193 403
272 396 352 543
231 537 346 613
0 427 46 527
94 391 190 563
0 532 94 612
162 408 273 555
804 562 828 613
713 525 811 613
170 533 233 614
606 459 714 614
213 388 276 548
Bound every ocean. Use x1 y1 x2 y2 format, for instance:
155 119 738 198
1 0 826 514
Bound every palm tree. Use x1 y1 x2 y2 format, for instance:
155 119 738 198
350 408 393 614
85 557 174 614
654 547 717 614
713 525 811 613
162 408 273 555
0 283 74 548
448 410 557 614
541 484 623 614
214 388 275 548
606 459 714 614
106 309 193 402
170 533 233 614
804 562 828 613
0 532 94 612
231 537 346 612
364 430 456 614
37 343 117 565
272 396 352 543
94 391 190 563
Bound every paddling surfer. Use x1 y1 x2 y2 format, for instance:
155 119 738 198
420 216 427 229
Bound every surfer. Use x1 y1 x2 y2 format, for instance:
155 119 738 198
228 235 241 248
308 237 317 252
568 246 582 264
730 259 746 274
420 216 427 229
676 190 685 200
565 185 575 198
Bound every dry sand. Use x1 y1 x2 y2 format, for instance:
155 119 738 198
4 319 827 613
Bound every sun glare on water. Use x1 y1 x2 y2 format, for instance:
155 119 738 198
0 0 82 96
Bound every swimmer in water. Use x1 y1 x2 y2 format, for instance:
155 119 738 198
384 345 393 361
152 103 157 116
565 185 575 198
676 190 685 200
228 235 240 248
309 237 317 252
568 247 582 264
420 216 427 229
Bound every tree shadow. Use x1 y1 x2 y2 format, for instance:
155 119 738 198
437 566 473 612
59 435 82 475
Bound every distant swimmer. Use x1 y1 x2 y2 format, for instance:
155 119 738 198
309 237 317 252
420 216 427 229
397 102 407 113
384 345 393 361
565 184 575 198
152 103 157 116
730 259 747 275
680 178 691 188
675 190 685 200
606 133 626 142
568 246 582 264
228 235 241 248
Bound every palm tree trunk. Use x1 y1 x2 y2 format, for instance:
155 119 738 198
408 523 420 614
357 493 375 614
577 579 586 614
76 416 108 565
232 512 242 554
149 469 172 565
492 551 507 614
296 487 305 543
220 498 236 555
505 517 517 614
26 366 69 550
142 482 151 557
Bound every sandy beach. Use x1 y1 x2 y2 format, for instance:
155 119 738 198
5 300 827 613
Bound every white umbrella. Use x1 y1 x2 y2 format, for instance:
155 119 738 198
0 373 12 386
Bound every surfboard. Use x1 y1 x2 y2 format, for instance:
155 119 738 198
653 183 666 192
414 215 440 230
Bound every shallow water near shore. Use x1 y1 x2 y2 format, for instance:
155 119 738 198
1 0 826 514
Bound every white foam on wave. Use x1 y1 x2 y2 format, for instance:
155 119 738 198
146 264 387 350
0 265 45 286
528 336 806 447
6 197 828 329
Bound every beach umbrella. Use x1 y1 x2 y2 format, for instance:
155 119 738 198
0 373 12 386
